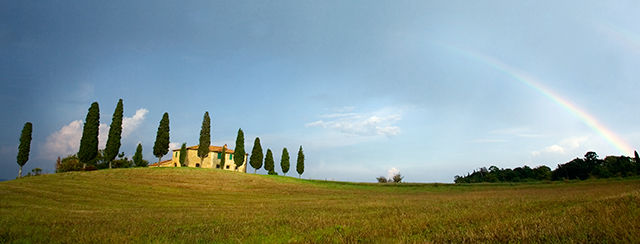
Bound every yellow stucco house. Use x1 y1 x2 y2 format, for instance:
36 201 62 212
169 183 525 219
151 145 248 172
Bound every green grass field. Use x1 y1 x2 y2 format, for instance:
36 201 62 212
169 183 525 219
1 168 639 243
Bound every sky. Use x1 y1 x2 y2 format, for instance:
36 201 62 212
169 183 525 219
2 0 640 182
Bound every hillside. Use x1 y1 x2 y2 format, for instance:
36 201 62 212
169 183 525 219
1 168 640 243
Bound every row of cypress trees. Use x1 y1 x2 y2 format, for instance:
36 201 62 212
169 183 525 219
192 111 305 178
17 101 306 178
248 137 305 178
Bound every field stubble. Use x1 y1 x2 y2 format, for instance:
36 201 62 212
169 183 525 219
1 168 639 243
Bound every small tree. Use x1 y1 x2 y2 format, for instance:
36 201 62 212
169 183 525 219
153 112 170 167
17 122 33 178
179 143 187 167
220 145 227 170
132 143 145 167
198 111 211 167
249 137 263 174
78 102 100 169
31 167 43 176
392 173 404 183
296 146 305 179
233 128 245 168
280 147 290 176
265 149 275 174
105 99 124 169
57 154 82 173
376 176 388 183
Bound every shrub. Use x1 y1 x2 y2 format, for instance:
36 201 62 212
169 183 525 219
392 173 403 183
376 176 388 183
58 155 83 173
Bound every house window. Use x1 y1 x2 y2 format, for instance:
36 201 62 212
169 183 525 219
226 165 230 169
174 163 177 167
229 154 233 160
216 165 220 169
196 163 200 168
217 153 221 159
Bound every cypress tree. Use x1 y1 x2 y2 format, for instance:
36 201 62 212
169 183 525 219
265 148 274 174
78 102 100 168
220 145 227 170
249 137 263 174
17 122 33 178
296 145 305 179
153 112 170 167
233 128 245 168
198 111 211 166
132 143 143 167
281 147 290 176
105 99 124 169
179 143 187 167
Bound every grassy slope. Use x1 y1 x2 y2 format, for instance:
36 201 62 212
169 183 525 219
1 168 640 243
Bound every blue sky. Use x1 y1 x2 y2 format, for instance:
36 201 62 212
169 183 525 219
2 1 640 182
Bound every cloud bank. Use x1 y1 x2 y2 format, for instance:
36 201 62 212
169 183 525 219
307 108 402 138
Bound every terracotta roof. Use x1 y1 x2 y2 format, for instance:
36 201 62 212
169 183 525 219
148 159 172 167
172 145 238 154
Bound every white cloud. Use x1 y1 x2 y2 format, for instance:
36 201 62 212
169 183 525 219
532 136 589 156
307 109 402 138
532 144 565 156
168 142 181 152
98 123 109 149
40 120 83 159
387 167 400 179
122 109 148 138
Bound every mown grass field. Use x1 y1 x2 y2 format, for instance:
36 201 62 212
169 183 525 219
1 168 639 243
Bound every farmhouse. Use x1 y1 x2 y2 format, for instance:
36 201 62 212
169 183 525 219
151 145 248 172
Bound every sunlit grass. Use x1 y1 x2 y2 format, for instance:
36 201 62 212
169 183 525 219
1 167 639 243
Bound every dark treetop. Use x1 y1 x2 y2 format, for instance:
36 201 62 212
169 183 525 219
265 148 274 174
297 146 305 178
179 143 187 166
17 122 33 167
233 128 245 167
249 137 263 173
153 112 170 158
105 99 124 169
281 147 290 176
78 102 100 165
198 111 211 160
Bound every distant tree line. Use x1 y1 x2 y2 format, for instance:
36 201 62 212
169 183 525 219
454 151 640 183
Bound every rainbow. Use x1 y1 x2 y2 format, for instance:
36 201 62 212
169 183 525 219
446 45 634 155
